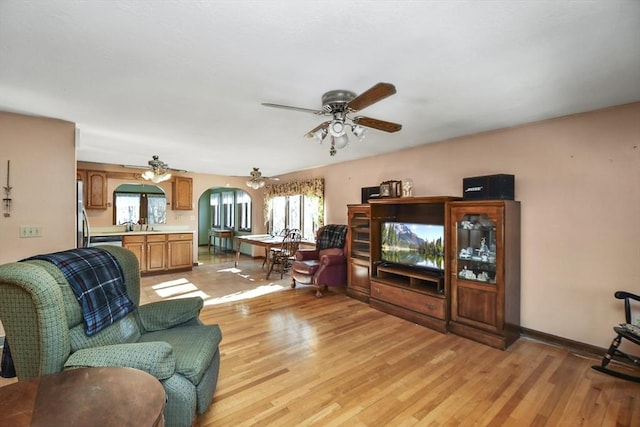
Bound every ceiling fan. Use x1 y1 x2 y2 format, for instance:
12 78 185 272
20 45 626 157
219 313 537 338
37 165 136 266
123 155 186 183
245 167 279 190
262 82 402 156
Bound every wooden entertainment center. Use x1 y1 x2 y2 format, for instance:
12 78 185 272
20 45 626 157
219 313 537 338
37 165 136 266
347 196 521 349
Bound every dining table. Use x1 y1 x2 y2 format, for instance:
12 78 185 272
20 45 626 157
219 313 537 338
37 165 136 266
235 234 284 268
235 234 314 278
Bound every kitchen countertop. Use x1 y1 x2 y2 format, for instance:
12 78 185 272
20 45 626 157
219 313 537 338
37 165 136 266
92 230 195 237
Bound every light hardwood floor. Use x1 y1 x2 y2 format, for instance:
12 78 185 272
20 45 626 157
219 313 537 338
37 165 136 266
193 249 639 426
2 248 638 426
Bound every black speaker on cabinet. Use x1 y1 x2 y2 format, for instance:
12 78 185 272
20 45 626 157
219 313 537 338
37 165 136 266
361 186 380 203
462 174 515 200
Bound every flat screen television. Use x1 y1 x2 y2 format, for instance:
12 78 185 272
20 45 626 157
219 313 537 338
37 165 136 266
381 222 445 272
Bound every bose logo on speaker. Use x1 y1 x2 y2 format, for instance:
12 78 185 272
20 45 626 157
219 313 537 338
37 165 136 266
465 186 484 193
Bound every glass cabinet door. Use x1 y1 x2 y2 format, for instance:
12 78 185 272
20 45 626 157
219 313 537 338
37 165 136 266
455 212 498 284
349 211 370 261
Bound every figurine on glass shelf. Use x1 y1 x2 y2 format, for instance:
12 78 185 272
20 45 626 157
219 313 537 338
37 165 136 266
479 237 489 254
460 220 473 230
459 266 476 280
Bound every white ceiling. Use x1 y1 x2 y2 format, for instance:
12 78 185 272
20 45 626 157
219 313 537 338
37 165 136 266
1 1 639 178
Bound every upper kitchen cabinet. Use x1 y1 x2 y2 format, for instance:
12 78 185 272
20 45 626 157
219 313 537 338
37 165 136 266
172 176 193 210
78 169 108 209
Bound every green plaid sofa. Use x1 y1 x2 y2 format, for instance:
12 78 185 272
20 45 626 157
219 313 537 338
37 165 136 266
0 246 222 427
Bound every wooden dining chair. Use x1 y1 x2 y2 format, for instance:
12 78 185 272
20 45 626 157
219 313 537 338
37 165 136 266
261 228 290 268
266 230 301 280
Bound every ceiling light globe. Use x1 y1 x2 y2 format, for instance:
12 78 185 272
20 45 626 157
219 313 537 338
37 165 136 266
329 120 346 137
247 179 264 190
334 134 349 149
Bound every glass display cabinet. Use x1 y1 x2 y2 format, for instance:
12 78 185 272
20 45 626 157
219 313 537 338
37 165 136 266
347 204 372 302
455 213 498 284
449 200 521 350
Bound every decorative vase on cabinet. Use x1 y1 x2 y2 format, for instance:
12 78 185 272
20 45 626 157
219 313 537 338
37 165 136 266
449 200 521 350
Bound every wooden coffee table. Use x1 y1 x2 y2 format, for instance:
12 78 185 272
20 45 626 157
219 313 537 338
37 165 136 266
0 367 165 426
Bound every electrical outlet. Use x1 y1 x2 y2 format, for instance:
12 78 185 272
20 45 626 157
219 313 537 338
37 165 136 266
19 226 42 238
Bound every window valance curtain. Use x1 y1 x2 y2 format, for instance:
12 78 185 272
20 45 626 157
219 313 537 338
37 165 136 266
263 178 324 227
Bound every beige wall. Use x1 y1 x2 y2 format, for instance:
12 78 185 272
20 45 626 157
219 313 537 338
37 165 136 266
2 104 638 348
0 111 76 263
281 102 640 348
0 111 76 338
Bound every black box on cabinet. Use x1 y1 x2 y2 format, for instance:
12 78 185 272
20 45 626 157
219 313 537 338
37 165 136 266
361 186 380 203
462 174 514 200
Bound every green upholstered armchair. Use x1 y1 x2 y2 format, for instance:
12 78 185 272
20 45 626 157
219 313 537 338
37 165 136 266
0 246 222 427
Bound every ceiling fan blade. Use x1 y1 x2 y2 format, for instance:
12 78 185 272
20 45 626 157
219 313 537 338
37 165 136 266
355 116 403 133
304 121 330 138
347 82 397 112
262 103 325 115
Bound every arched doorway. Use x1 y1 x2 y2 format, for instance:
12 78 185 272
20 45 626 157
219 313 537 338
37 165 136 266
196 187 253 262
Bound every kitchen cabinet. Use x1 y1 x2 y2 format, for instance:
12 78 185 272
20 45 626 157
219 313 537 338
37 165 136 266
78 169 108 209
167 233 194 270
123 232 193 274
146 234 167 272
123 235 145 270
172 177 193 210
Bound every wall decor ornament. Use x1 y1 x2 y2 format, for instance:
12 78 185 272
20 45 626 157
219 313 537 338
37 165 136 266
3 160 12 217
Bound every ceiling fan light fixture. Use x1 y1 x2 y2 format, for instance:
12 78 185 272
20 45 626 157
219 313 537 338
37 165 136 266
246 167 267 189
334 133 349 149
329 120 346 137
246 178 265 190
352 124 367 141
263 82 401 157
142 169 171 183
152 172 172 183
141 170 155 180
312 127 328 143
138 155 175 183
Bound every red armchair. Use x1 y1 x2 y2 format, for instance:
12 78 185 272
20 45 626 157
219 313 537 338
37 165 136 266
291 225 348 297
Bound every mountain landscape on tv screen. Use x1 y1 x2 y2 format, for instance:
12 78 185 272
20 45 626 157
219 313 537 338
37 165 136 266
381 222 444 270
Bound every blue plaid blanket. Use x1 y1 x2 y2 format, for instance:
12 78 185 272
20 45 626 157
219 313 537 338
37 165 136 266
24 248 135 335
317 224 348 250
